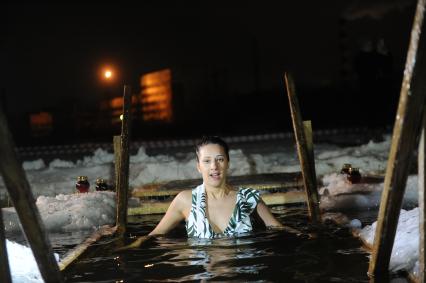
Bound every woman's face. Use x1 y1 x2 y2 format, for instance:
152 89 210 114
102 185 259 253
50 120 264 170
197 143 229 188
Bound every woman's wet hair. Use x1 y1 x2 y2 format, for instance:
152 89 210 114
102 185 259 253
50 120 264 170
195 136 230 162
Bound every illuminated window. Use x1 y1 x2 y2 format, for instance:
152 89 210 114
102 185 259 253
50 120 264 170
140 69 173 122
107 96 139 124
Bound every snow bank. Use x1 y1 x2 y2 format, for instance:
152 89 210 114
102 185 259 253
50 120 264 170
7 239 59 283
3 191 116 233
360 208 419 273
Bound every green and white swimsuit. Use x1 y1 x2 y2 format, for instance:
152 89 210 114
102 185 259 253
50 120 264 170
186 184 260 238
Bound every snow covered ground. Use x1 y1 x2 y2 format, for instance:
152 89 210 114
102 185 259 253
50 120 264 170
1 133 423 282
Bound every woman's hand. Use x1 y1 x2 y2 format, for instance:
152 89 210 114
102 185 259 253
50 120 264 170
267 225 317 239
115 235 155 252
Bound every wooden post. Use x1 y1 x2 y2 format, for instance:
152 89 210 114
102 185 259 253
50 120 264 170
284 73 321 224
0 208 12 283
0 104 63 282
419 110 426 283
116 85 132 236
368 0 426 277
303 121 317 180
113 135 121 192
114 134 122 232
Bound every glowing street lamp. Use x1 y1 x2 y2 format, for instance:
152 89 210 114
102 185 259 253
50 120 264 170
104 69 113 80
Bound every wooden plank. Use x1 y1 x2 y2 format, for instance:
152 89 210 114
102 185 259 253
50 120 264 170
116 85 132 237
134 184 300 198
128 202 172 215
419 111 426 283
113 135 121 193
0 207 12 283
59 225 116 271
368 0 426 278
113 134 121 233
284 73 321 223
0 104 63 282
133 172 303 198
303 121 318 194
261 191 305 205
128 190 306 215
304 121 313 163
132 173 383 198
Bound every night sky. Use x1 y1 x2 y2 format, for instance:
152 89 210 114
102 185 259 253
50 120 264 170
1 1 418 144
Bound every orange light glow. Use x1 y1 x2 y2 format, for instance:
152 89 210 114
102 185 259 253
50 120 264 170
109 96 139 109
30 112 53 136
100 65 116 82
104 70 112 79
30 112 53 126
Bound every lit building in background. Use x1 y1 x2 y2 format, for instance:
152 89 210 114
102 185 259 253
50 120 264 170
30 111 53 137
140 69 173 122
104 95 139 124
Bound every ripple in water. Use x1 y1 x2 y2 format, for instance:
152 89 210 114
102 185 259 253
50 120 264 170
63 206 383 282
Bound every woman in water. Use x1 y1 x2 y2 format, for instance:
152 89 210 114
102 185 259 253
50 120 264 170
148 136 290 238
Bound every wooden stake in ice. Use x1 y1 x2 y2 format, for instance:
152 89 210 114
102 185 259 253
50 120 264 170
284 73 321 224
419 111 426 283
113 135 121 191
0 207 12 283
368 0 426 278
116 85 132 237
0 103 63 282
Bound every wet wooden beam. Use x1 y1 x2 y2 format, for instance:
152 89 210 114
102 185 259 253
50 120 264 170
419 111 426 283
129 202 171 215
116 85 132 237
284 73 321 224
59 225 116 272
261 191 306 205
134 184 300 198
131 173 305 215
128 190 306 215
303 121 318 189
113 134 122 234
0 208 12 283
132 172 383 199
368 0 426 278
132 172 303 197
113 135 121 193
0 104 63 282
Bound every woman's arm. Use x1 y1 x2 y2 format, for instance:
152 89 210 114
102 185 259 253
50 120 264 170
115 191 189 251
256 200 302 234
148 190 190 236
256 200 283 227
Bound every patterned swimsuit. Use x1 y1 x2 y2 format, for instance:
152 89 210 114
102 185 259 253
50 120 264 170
185 184 260 238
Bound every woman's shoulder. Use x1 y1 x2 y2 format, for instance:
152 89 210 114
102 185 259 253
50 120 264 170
176 189 192 200
173 189 192 211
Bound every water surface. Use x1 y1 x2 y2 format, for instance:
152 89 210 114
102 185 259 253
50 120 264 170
64 206 375 282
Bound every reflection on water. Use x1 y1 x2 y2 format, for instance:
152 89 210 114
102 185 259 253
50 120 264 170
63 206 381 282
180 236 273 281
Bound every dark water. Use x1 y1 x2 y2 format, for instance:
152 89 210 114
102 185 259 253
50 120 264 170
64 207 377 282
